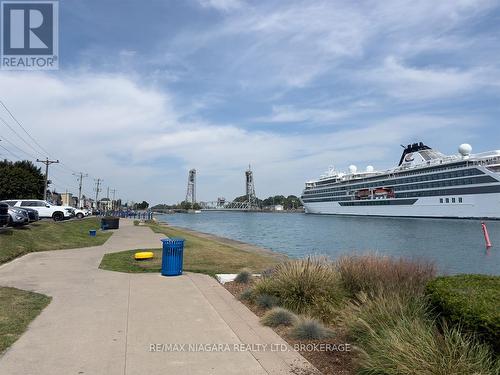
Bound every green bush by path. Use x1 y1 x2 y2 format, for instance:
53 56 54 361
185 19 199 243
260 307 298 327
234 269 252 284
255 294 280 309
0 287 51 353
344 293 499 374
426 274 500 353
342 292 430 347
0 218 112 265
289 318 334 340
253 257 346 321
249 255 499 374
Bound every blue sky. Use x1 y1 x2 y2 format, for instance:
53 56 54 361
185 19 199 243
1 0 500 204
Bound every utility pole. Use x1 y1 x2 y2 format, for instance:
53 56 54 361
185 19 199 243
73 172 88 208
94 178 102 210
110 189 117 210
37 158 59 201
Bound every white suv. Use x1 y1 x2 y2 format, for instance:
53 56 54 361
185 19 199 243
4 200 75 221
73 208 91 219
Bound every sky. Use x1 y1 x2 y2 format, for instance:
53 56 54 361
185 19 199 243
1 0 500 205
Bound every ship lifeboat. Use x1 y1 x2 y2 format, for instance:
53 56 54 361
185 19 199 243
355 189 371 199
374 188 394 198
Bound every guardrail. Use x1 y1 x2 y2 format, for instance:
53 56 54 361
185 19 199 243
99 210 153 220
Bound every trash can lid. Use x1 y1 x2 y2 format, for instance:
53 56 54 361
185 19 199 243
161 237 184 243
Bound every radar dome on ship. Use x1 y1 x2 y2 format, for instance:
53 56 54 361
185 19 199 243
459 143 472 158
348 165 357 174
366 165 374 172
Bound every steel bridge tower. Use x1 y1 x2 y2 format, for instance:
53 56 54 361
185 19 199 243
185 169 196 204
245 165 258 208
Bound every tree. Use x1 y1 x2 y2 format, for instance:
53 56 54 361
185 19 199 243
232 195 263 207
0 159 46 200
180 201 191 210
262 194 303 209
133 201 149 210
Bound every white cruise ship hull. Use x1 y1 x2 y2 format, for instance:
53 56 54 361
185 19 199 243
303 193 500 219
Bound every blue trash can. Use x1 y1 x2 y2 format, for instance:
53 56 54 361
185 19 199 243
161 238 184 276
89 230 96 237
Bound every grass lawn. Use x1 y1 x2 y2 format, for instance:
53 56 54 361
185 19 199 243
99 223 285 276
0 218 112 265
0 286 51 354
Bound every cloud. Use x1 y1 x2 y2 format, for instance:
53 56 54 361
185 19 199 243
255 105 348 124
0 71 478 203
361 56 484 100
165 0 499 94
196 0 244 12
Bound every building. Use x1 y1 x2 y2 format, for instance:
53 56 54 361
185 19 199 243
60 192 73 207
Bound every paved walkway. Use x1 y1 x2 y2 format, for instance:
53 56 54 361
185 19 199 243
0 219 316 375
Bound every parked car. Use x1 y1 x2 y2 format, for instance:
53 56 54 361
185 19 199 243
1 203 41 223
73 208 89 219
20 207 40 222
2 200 75 221
0 203 10 227
7 207 30 226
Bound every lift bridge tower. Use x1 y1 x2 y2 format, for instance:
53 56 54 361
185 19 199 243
185 169 196 204
245 165 258 209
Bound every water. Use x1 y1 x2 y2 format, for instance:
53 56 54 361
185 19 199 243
156 212 500 275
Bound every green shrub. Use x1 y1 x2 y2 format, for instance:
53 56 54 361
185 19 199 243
290 318 334 340
254 257 345 320
345 293 499 375
255 294 280 309
238 288 254 301
260 307 298 327
234 269 252 284
337 253 435 298
343 292 430 346
356 319 498 375
426 274 500 353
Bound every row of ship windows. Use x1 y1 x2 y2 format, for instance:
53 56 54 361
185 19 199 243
303 176 492 199
314 161 470 187
305 168 483 194
394 176 494 192
440 197 462 204
302 186 498 203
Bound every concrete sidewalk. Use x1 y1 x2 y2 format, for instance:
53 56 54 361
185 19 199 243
0 219 317 375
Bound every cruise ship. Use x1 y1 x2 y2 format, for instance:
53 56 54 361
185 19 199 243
301 143 500 219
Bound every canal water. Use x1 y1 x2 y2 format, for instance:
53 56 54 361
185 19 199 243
156 212 500 275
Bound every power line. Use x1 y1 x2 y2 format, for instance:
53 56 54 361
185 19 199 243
0 100 51 157
0 115 43 157
0 134 37 159
0 141 21 159
59 161 78 174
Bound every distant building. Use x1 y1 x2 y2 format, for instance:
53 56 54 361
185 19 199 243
273 204 284 211
47 191 62 205
99 198 112 210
